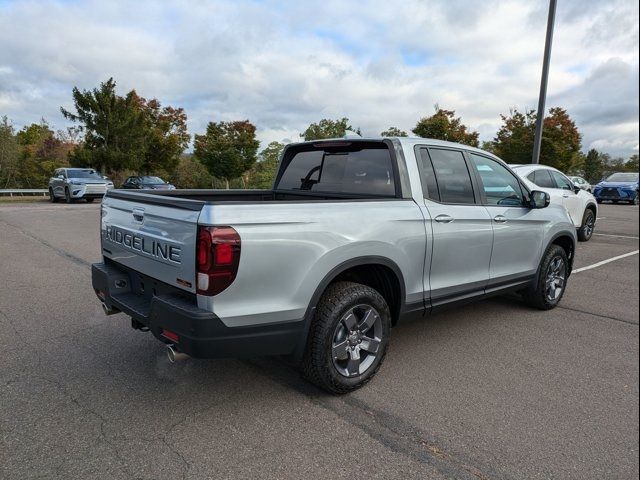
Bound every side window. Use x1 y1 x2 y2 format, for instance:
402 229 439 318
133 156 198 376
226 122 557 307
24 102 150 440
469 154 524 206
550 171 573 190
428 148 475 204
531 169 556 188
416 147 440 201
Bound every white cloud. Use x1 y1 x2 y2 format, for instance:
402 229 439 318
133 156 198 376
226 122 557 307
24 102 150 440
0 0 638 157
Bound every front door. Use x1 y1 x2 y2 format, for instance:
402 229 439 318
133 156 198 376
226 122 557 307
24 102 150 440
468 153 546 288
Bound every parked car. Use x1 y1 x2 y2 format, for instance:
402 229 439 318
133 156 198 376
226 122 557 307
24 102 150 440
592 172 639 205
49 168 114 203
92 137 577 393
511 164 598 242
569 176 592 193
122 176 176 190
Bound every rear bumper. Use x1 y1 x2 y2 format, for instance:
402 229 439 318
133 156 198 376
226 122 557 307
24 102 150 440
92 262 304 358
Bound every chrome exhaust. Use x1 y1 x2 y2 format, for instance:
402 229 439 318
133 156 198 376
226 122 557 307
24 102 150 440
167 345 189 363
101 302 119 316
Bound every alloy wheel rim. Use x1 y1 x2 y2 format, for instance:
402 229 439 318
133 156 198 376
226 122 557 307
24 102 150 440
331 304 383 378
585 214 594 237
545 256 566 302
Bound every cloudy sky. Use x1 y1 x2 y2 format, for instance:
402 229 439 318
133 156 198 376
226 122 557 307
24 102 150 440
0 0 638 157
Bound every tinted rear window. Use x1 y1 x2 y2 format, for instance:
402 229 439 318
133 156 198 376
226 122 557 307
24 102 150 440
276 144 396 196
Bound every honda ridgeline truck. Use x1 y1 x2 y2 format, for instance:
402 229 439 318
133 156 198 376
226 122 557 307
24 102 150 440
92 138 577 393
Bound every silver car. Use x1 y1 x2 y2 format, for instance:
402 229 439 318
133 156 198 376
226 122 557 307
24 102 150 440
49 168 114 203
569 176 592 193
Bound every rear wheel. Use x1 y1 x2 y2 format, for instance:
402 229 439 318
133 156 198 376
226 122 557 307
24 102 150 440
302 281 391 394
523 244 569 310
577 209 595 242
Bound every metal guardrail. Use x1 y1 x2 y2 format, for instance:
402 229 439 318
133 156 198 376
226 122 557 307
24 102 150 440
0 189 49 197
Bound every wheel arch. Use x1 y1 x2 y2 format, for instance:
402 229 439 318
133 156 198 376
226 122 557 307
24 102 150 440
293 256 406 359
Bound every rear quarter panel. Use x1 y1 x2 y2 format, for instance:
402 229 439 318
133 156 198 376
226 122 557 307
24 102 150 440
198 200 426 327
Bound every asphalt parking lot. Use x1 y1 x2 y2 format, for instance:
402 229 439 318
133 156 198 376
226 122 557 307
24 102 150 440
1 201 638 480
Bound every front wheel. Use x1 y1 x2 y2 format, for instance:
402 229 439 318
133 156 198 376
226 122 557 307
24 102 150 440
523 244 569 310
85 197 95 203
302 281 391 394
64 188 72 204
49 188 58 203
577 209 595 242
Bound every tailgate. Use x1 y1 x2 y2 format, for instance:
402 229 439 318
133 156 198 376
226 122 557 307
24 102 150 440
100 191 204 293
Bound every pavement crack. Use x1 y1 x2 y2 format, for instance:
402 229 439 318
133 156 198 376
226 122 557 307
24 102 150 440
558 305 639 326
242 357 505 480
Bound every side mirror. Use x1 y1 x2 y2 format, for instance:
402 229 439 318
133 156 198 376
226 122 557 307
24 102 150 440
530 190 550 209
57 175 64 180
573 185 581 194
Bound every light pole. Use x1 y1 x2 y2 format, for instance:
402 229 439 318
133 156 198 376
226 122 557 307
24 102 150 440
532 0 557 164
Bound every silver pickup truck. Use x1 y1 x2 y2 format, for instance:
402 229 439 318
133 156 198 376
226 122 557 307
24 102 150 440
92 138 577 393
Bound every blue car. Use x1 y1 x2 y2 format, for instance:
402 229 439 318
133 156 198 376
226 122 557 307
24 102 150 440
593 172 639 205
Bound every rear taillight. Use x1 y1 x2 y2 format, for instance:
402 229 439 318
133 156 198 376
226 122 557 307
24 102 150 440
196 226 241 296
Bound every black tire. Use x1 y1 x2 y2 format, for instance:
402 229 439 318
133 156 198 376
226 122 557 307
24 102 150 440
64 188 72 204
631 194 638 206
49 188 58 203
596 199 602 204
85 197 95 203
522 244 569 310
302 281 391 394
577 209 595 242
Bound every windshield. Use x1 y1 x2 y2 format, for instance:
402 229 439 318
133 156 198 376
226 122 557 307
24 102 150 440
67 169 104 180
139 176 165 184
606 173 639 182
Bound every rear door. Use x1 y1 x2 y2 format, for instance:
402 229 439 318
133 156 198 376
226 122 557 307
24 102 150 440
416 147 493 306
100 192 203 292
468 153 544 287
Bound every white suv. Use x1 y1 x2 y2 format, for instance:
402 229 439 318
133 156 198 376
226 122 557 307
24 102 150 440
512 164 598 242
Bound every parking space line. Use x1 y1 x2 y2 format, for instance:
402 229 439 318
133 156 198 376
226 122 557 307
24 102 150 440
593 233 640 239
573 250 639 273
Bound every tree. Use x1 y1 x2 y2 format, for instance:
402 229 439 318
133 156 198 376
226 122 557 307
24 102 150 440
380 127 407 137
583 149 605 184
135 97 190 175
0 116 19 188
412 107 479 147
13 120 73 188
170 154 213 189
247 141 284 189
193 120 259 189
62 78 148 175
626 154 638 172
492 107 582 172
300 118 358 141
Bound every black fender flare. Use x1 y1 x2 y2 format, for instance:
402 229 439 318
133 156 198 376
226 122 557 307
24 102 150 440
292 255 406 359
534 232 576 286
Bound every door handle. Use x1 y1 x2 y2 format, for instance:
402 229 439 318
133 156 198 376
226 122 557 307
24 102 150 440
493 215 507 223
434 214 454 223
562 194 569 198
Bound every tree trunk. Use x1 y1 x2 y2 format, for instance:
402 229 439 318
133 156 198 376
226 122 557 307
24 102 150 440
225 178 229 190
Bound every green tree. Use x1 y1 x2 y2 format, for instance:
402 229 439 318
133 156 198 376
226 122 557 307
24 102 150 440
0 116 19 188
170 154 213 189
300 118 358 141
492 107 582 172
136 97 190 175
412 107 479 146
247 141 284 189
62 78 148 175
194 120 259 189
14 121 72 187
583 149 605 184
380 127 407 137
625 154 638 172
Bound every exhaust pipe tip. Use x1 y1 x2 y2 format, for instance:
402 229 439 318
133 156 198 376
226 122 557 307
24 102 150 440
101 302 119 316
167 345 189 363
